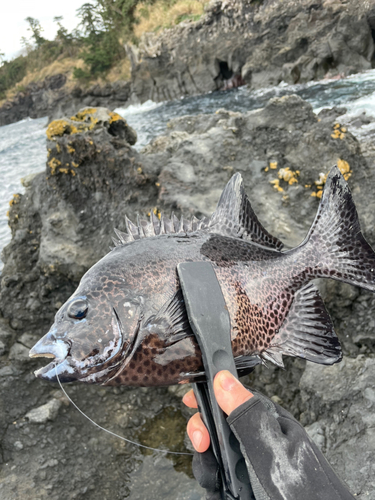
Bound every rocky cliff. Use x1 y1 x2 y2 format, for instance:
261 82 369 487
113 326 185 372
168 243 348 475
128 0 375 103
2 0 375 127
0 96 375 498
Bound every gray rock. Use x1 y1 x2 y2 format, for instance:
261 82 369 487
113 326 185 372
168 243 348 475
25 399 62 424
300 356 375 498
8 342 31 362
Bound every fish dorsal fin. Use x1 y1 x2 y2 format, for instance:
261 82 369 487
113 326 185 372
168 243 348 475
262 283 342 367
112 212 210 246
208 173 284 250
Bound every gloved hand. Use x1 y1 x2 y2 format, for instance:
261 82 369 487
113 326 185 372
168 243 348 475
183 370 253 500
183 370 356 500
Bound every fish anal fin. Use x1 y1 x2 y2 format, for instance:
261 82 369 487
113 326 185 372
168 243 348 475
260 349 284 368
266 283 342 366
209 173 284 250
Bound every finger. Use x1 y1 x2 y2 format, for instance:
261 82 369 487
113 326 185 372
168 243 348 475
182 389 198 408
213 370 253 416
187 412 211 452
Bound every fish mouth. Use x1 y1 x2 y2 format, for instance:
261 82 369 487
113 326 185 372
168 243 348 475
29 336 71 381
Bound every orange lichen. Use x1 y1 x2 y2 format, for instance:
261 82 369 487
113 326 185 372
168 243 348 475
337 159 352 180
9 194 20 206
47 108 101 140
147 207 162 219
315 172 328 187
331 123 346 140
311 191 323 199
269 161 278 170
278 167 299 185
109 111 124 124
48 157 62 175
270 179 284 192
46 120 75 140
71 108 98 121
67 144 75 154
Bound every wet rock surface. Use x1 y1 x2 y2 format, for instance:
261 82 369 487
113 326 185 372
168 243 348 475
1 95 375 498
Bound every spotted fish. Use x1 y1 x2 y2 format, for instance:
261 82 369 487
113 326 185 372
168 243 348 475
30 167 375 386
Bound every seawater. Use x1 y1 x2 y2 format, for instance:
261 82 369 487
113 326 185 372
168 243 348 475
2 70 375 269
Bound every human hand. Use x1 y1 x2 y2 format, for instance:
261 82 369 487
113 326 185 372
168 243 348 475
182 370 253 453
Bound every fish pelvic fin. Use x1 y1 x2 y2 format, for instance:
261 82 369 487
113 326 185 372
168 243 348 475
299 165 375 292
208 173 284 250
263 283 342 366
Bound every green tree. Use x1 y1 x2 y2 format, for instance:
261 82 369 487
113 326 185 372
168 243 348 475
74 1 123 78
25 17 45 47
53 16 75 56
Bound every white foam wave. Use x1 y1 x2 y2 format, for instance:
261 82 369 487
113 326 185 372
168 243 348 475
115 100 163 117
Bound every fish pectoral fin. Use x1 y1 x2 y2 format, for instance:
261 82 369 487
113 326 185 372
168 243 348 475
148 289 194 344
263 282 342 366
207 173 284 250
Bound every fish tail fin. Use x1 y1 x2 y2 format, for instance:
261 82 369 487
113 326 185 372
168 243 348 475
300 166 375 291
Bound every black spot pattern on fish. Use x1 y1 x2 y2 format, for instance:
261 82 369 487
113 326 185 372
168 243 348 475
30 167 375 386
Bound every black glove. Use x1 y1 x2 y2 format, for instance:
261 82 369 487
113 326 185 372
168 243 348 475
192 390 355 500
192 448 222 500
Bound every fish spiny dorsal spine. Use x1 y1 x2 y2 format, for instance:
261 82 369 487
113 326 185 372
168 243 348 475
151 211 161 235
112 212 210 247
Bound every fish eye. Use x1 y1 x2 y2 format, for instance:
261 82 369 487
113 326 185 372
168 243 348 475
67 298 88 320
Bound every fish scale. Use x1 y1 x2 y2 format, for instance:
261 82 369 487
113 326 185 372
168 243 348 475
30 166 375 386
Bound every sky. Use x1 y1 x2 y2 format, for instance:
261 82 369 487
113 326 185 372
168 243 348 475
0 0 91 61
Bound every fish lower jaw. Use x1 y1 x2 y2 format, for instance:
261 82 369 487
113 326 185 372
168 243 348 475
34 359 59 378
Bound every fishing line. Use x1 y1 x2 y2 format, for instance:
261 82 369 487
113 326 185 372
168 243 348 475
55 368 193 456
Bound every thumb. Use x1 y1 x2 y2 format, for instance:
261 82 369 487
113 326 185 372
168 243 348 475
213 370 253 416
